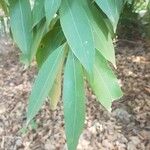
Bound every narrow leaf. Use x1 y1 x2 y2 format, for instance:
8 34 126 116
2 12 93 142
82 2 116 66
27 44 66 123
9 0 32 59
63 51 85 150
60 0 95 74
87 50 123 111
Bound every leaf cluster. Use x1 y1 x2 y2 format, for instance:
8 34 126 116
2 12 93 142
0 0 128 149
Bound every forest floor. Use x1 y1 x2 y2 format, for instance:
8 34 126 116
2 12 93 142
0 36 150 150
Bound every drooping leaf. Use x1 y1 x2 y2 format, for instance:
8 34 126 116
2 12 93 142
60 0 95 74
32 0 45 27
95 0 125 31
87 50 123 111
9 0 32 60
36 26 65 67
63 50 85 150
93 26 116 67
27 44 66 123
82 1 116 66
44 0 61 27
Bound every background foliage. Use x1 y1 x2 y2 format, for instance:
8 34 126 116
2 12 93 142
118 0 150 39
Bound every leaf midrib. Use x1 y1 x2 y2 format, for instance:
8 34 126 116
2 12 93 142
64 0 89 69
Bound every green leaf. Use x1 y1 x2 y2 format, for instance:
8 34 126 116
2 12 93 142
95 0 125 31
82 2 116 66
27 44 66 123
87 50 123 111
32 0 45 27
49 16 59 31
49 64 62 111
36 26 65 67
44 0 61 27
60 0 95 74
29 21 47 63
63 51 85 150
93 27 116 67
9 0 32 59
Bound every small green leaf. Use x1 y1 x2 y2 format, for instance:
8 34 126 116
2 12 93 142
63 50 85 150
60 0 95 74
9 0 32 59
87 50 123 111
27 44 66 123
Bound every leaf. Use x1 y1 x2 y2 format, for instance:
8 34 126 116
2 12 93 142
29 21 47 63
32 0 45 27
82 1 116 66
93 26 116 67
49 15 59 31
95 0 125 31
27 44 66 123
87 50 123 111
49 64 62 111
9 0 32 59
63 51 85 150
60 0 95 74
48 33 66 110
36 26 65 67
44 0 61 27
